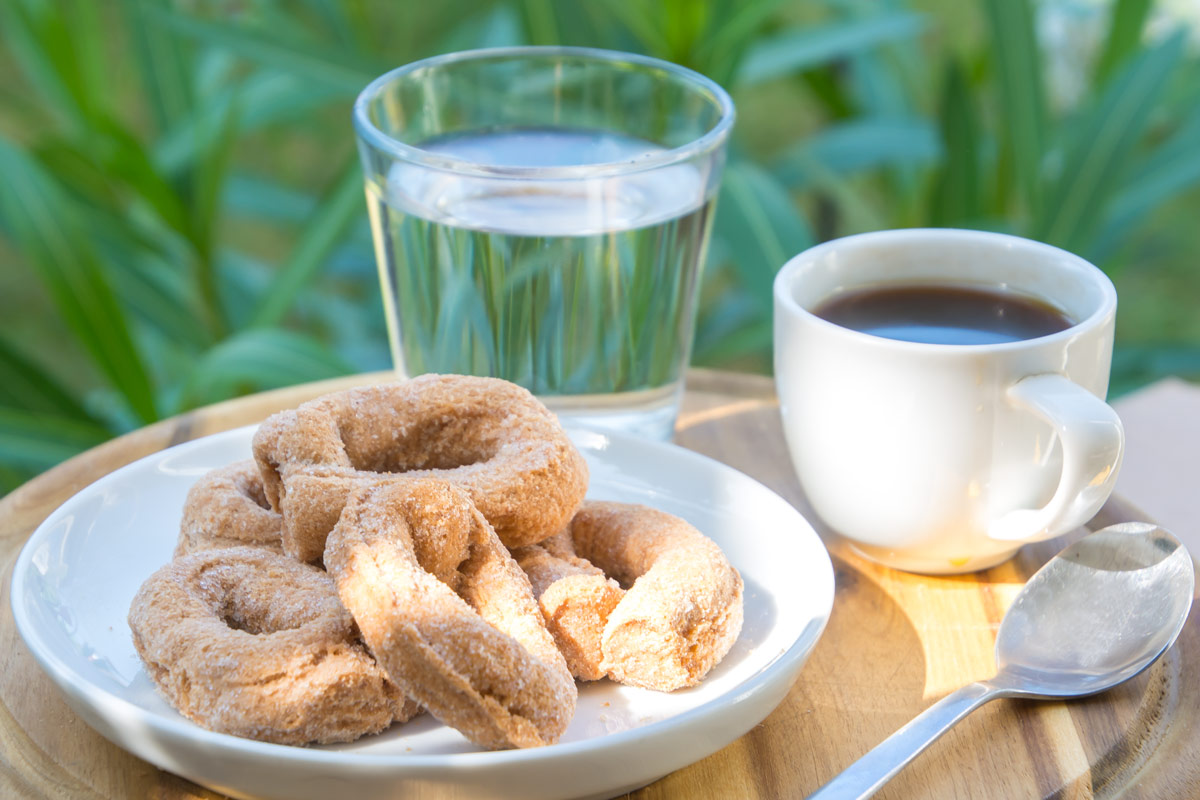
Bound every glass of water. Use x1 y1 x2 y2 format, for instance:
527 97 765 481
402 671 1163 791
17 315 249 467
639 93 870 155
353 47 734 440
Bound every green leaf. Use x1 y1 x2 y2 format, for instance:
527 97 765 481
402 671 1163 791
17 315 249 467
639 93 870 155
696 317 773 367
65 0 109 116
224 173 317 224
1098 103 1200 253
94 115 192 236
697 0 790 79
289 287 390 373
0 336 102 424
1110 343 1200 397
0 0 94 132
521 0 558 46
31 121 192 251
0 464 31 495
180 329 351 408
929 59 982 226
598 1 668 57
236 73 348 130
0 139 159 424
29 136 123 211
693 285 772 366
0 408 111 473
143 5 378 94
982 0 1047 216
184 88 242 339
658 0 713 64
251 161 365 328
1035 32 1185 253
438 3 526 52
212 250 276 335
713 160 814 312
120 0 195 133
1093 0 1153 84
774 116 940 189
735 11 927 87
95 247 211 350
850 50 914 120
297 0 357 46
154 72 343 176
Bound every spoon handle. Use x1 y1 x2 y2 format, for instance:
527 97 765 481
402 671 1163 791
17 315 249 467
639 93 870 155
807 681 998 800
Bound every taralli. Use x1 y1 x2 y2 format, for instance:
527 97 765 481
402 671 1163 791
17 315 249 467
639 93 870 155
175 460 283 557
128 547 418 745
324 479 577 750
522 501 744 691
253 374 589 562
512 532 624 681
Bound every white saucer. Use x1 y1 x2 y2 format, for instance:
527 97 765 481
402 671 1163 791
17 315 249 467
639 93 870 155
11 426 833 800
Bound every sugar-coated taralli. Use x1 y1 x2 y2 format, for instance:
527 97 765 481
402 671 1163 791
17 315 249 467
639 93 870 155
128 547 418 745
174 460 283 557
512 532 624 681
324 479 577 750
522 502 743 691
252 374 589 562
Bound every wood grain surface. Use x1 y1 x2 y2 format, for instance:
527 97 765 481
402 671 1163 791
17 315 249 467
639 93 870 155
1 369 1196 799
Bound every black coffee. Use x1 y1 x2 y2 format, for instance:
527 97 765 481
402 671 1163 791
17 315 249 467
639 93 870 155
813 284 1073 345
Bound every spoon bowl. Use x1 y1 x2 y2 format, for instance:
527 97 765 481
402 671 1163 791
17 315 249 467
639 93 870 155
993 522 1195 697
810 522 1195 800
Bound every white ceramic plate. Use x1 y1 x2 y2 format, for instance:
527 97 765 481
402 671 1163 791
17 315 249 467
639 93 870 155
12 426 834 800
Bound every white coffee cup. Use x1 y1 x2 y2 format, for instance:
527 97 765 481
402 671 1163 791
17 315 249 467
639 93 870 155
773 229 1124 574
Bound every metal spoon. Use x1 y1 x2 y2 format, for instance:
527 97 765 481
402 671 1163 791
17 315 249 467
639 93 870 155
809 522 1195 800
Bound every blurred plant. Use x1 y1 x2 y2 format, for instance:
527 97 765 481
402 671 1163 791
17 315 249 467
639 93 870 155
0 0 378 489
923 0 1200 391
1 0 1199 490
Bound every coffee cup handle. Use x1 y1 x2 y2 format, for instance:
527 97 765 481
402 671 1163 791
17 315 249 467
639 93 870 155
989 373 1125 543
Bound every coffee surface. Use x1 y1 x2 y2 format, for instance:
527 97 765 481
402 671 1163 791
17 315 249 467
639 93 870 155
813 284 1073 345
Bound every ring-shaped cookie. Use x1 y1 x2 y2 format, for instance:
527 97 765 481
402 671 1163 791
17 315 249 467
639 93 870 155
175 460 283 557
128 547 417 745
252 374 589 562
324 479 577 750
518 501 744 691
512 532 624 681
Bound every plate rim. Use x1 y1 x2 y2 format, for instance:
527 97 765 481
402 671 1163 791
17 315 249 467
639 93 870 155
10 424 834 771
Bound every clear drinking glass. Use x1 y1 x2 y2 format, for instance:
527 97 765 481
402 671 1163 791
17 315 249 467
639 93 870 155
353 47 734 440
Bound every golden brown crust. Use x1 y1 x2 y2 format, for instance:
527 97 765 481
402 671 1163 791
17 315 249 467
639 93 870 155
513 533 624 681
521 502 744 692
324 479 577 750
128 547 418 745
175 460 283 557
252 374 589 562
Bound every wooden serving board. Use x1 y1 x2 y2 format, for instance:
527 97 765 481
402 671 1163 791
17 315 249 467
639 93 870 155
1 370 1197 799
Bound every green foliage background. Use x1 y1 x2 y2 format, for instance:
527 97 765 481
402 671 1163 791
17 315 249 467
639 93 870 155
2 0 1200 491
